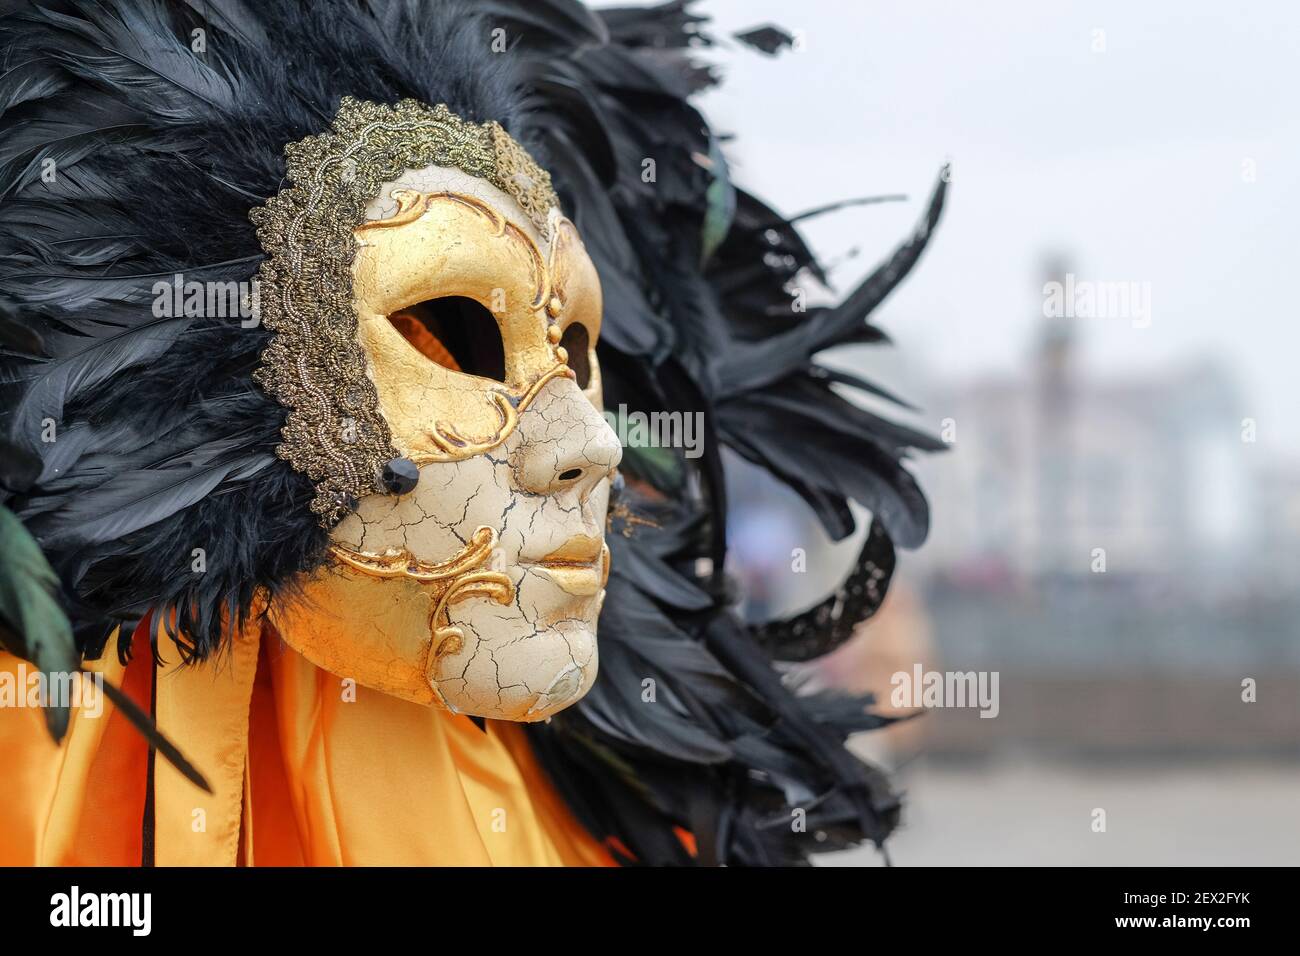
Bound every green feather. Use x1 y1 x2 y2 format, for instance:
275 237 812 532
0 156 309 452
0 503 79 740
700 136 736 265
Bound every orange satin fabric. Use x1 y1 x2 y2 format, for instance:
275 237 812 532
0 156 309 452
0 638 148 865
0 622 614 867
246 628 613 866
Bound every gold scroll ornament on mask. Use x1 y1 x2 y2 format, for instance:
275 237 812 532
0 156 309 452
351 188 603 466
272 527 514 710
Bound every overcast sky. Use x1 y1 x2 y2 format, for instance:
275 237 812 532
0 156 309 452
688 0 1298 459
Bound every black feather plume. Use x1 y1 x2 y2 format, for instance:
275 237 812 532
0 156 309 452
0 0 946 866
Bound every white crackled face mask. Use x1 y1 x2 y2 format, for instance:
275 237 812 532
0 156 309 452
255 99 620 721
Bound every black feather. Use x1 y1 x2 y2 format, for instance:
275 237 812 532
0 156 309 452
753 519 896 662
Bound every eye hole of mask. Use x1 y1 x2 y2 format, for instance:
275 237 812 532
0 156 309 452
387 296 506 381
559 322 591 389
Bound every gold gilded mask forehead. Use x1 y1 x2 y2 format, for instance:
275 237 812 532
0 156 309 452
249 97 591 525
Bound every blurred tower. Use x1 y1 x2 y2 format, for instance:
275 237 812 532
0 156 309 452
1035 255 1076 579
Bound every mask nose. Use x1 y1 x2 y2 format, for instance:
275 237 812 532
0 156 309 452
511 379 622 500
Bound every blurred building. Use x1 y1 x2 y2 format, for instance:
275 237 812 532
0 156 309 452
726 263 1300 765
920 283 1267 593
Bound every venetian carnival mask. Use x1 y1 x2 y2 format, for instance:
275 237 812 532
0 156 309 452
253 99 621 721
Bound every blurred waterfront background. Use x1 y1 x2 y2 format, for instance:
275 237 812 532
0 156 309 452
684 0 1300 864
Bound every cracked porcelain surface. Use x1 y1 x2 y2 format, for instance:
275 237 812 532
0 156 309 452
269 165 621 722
